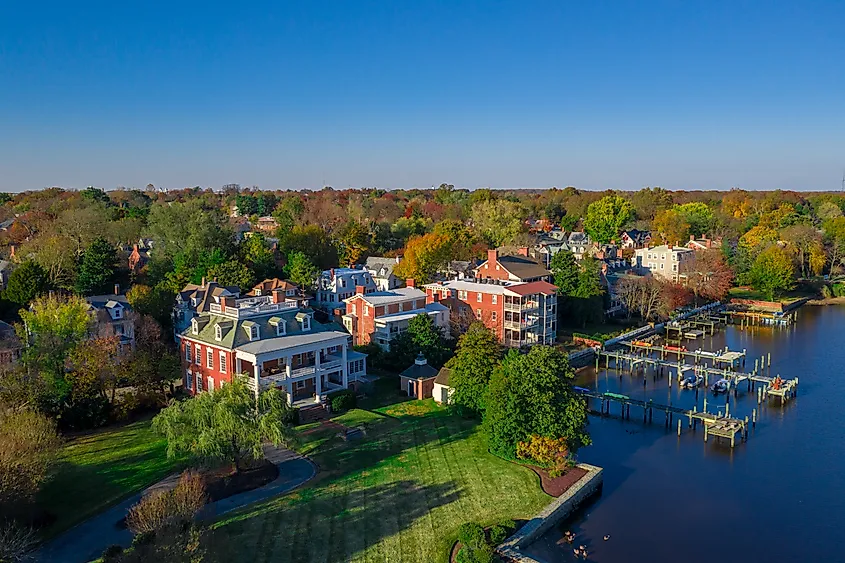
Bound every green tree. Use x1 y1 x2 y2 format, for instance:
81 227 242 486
207 260 255 293
823 216 845 272
583 195 633 244
239 233 277 281
446 323 502 416
750 245 796 301
75 237 118 295
152 379 296 473
277 224 337 270
388 314 451 369
550 251 578 296
675 202 714 237
483 346 590 459
336 220 373 266
126 284 175 328
3 260 48 307
572 257 604 327
283 251 320 291
470 199 527 246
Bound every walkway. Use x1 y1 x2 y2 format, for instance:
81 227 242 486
36 447 316 563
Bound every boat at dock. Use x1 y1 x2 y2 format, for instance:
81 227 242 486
710 379 729 394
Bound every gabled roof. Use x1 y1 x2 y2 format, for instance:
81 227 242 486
365 257 399 279
247 278 298 297
178 282 240 311
434 367 451 387
493 255 551 280
85 294 131 312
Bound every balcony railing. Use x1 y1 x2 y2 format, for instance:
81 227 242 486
503 302 521 312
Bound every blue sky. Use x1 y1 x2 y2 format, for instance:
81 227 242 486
1 1 844 192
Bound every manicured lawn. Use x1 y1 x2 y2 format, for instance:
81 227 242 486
37 419 180 538
212 402 551 563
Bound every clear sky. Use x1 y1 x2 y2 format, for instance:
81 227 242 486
1 1 844 192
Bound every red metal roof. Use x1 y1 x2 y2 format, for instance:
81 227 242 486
506 281 558 296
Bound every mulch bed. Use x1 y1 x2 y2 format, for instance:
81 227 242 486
527 465 588 498
203 459 279 502
299 420 349 436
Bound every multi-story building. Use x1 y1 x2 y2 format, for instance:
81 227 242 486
475 249 551 283
634 244 694 282
177 292 367 406
342 281 449 349
173 279 241 334
85 286 136 350
315 267 377 315
364 256 403 291
567 232 591 260
423 278 557 347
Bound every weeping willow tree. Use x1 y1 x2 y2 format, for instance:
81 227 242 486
153 379 297 473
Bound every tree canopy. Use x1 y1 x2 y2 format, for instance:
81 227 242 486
583 195 633 244
446 323 502 416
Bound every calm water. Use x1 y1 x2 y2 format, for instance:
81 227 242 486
527 305 845 563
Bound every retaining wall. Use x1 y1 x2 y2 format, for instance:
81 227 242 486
497 463 603 563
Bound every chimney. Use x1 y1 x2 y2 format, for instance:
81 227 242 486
690 235 695 241
395 255 402 264
114 283 120 295
517 247 528 257
272 288 283 304
487 249 498 264
133 243 139 252
355 285 365 296
330 268 335 278
9 245 15 259
201 276 207 288
221 296 235 312
406 278 415 288
706 239 712 249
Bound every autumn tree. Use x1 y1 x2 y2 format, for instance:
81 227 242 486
780 225 825 278
277 224 338 270
64 336 121 428
393 233 452 284
446 323 502 416
750 246 796 301
651 208 691 245
684 249 735 303
823 216 845 274
336 220 373 266
674 202 714 237
583 195 633 244
630 187 673 221
615 276 665 321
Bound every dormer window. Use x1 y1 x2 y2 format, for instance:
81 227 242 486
113 308 122 319
214 324 222 341
251 325 259 340
255 289 262 296
191 318 199 335
269 316 285 336
302 316 311 331
191 297 199 307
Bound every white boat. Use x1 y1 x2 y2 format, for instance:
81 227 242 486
711 379 729 394
681 374 704 389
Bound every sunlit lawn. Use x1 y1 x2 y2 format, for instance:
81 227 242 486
212 401 551 563
37 419 181 538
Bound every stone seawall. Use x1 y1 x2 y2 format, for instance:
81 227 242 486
497 463 603 563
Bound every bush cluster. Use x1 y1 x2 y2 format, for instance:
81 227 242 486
328 389 356 412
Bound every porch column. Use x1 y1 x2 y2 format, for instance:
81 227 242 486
341 341 348 388
252 362 260 400
315 368 322 400
315 348 322 372
285 381 293 406
285 356 293 405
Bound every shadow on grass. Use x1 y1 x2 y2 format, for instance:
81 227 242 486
214 479 463 563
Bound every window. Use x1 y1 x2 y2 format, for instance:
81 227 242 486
458 290 467 300
660 263 664 270
185 342 191 362
492 311 498 321
207 349 214 369
207 376 214 391
672 264 677 272
219 352 227 374
214 325 222 341
476 292 482 303
351 303 357 315
191 319 198 335
113 308 122 319
195 345 201 365
295 380 305 389
196 373 204 393
302 316 311 331
364 306 369 317
185 370 193 391
492 295 497 304
476 308 482 320
250 325 259 340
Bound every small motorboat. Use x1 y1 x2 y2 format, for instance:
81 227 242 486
711 379 729 394
681 374 704 389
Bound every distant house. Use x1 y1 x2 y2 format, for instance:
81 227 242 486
0 320 21 366
567 232 591 260
255 216 279 233
532 235 570 268
687 236 722 251
316 267 377 315
440 259 478 281
399 353 439 399
0 260 12 289
433 367 453 405
247 278 310 307
620 229 651 249
85 286 136 351
634 245 694 282
174 279 241 334
365 256 402 291
475 249 551 283
128 243 150 274
232 218 252 241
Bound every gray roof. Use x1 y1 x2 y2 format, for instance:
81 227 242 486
346 287 426 306
495 255 550 280
435 367 451 386
401 360 439 380
85 294 131 311
236 330 350 355
365 257 399 279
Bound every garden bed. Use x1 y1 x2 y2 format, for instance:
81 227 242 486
527 465 588 498
203 459 279 502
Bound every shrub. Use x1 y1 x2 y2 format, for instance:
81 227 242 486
456 544 494 563
834 283 845 298
282 407 300 426
329 389 356 412
102 544 125 561
457 522 485 550
516 435 570 475
0 408 61 515
821 285 833 298
126 470 207 535
488 524 510 545
0 522 36 563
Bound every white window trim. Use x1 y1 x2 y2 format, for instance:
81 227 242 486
492 295 497 304
185 342 191 362
219 352 227 374
214 325 222 341
195 345 201 365
207 348 214 369
476 292 482 303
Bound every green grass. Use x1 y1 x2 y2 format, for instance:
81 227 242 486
37 419 180 538
211 402 551 563
729 286 814 303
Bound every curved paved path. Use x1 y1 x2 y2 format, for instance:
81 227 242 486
36 448 316 563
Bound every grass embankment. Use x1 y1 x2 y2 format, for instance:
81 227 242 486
211 400 551 563
37 419 180 538
728 287 816 303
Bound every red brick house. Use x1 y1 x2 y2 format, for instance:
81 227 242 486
399 353 439 399
342 280 450 349
424 278 558 347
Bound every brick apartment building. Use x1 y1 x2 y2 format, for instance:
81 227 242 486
342 280 449 349
423 278 558 347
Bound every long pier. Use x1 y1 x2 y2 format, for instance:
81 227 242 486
578 390 750 448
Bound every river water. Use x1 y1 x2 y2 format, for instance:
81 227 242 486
526 305 845 563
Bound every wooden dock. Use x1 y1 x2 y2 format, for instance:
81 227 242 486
577 390 749 447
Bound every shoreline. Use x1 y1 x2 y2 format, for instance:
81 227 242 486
806 297 845 306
